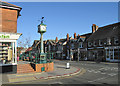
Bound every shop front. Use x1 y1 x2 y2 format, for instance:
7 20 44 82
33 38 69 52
87 47 105 61
0 32 22 73
105 46 120 62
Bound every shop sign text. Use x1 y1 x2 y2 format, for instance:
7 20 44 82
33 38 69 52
0 35 10 39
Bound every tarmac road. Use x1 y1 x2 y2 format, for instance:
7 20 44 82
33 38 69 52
13 60 119 86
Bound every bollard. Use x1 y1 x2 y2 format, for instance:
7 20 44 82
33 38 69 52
66 62 70 69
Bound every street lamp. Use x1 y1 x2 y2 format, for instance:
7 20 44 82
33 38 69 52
38 17 47 63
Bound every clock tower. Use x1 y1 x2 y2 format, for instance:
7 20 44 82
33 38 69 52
37 17 47 63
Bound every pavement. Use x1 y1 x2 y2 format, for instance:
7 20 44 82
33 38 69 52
1 63 81 84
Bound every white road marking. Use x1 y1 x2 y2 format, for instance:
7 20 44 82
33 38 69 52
94 71 100 73
87 69 101 74
108 73 117 76
87 70 92 72
99 67 118 71
99 68 104 70
101 73 106 75
96 71 100 73
88 77 106 83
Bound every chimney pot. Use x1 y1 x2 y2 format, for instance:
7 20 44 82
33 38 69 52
92 24 98 33
74 33 77 39
67 33 69 41
55 37 58 43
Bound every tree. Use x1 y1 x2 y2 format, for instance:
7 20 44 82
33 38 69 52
18 35 32 48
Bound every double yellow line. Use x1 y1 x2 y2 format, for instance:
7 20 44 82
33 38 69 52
16 72 43 77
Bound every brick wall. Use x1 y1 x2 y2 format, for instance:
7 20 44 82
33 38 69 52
0 8 18 33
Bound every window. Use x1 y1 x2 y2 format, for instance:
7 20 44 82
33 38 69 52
107 38 111 45
61 46 63 51
71 44 74 49
114 37 119 45
93 41 97 46
53 46 55 51
49 45 51 51
79 42 83 48
45 47 47 53
88 42 92 47
99 40 102 46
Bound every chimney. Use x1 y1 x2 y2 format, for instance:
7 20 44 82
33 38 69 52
67 33 69 41
92 24 98 33
74 33 77 39
55 37 58 43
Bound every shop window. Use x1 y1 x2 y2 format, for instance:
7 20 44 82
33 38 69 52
106 50 109 58
114 49 119 59
0 42 13 64
114 37 119 45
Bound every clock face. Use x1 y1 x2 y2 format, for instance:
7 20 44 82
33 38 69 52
38 24 46 33
41 25 46 31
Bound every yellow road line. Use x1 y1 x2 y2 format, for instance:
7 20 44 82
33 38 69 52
16 72 43 77
103 63 115 64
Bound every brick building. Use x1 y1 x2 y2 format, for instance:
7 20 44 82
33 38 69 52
0 2 22 73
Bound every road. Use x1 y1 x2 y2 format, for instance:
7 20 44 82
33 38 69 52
12 60 119 85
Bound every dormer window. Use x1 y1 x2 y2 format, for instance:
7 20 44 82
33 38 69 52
88 42 92 47
107 38 111 45
114 37 119 45
113 26 118 30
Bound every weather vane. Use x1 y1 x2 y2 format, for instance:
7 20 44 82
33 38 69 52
38 17 44 24
41 17 44 24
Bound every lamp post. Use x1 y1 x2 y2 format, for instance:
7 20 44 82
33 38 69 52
38 17 47 63
78 48 80 61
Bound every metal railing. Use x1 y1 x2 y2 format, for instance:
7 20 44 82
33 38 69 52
19 51 53 64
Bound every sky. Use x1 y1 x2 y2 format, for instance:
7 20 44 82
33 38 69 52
9 2 118 46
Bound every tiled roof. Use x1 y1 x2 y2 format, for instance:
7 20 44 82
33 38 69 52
80 33 92 37
58 39 67 44
87 22 120 41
